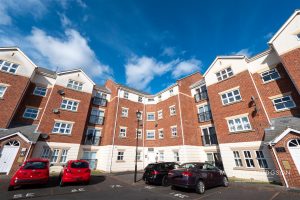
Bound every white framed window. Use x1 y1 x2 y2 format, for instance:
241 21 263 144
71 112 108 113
198 104 211 122
136 129 142 139
95 91 107 99
123 92 129 99
67 80 83 91
137 111 143 120
169 89 174 96
216 67 233 81
159 151 164 161
33 86 47 97
50 149 60 163
52 121 73 134
85 128 101 145
41 148 51 159
171 126 177 137
61 99 79 111
221 89 242 105
202 126 217 145
233 151 243 167
0 60 19 74
227 116 251 132
158 129 164 139
119 127 127 138
173 151 180 162
169 105 176 116
136 151 142 161
297 33 300 40
147 112 155 121
146 130 155 140
243 151 255 168
261 68 280 83
60 149 68 163
138 96 143 102
121 107 129 117
117 151 124 161
23 107 39 119
158 95 162 101
256 151 268 169
90 109 104 124
148 98 154 102
157 110 163 120
0 85 7 98
272 95 295 111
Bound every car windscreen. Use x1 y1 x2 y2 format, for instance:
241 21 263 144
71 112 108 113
70 161 89 168
145 164 157 170
180 163 201 169
23 161 48 170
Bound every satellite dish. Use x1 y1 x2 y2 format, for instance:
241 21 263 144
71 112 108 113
57 90 65 95
53 109 60 114
40 134 48 139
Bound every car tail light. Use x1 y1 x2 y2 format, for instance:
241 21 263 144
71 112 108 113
151 170 160 175
85 168 91 173
182 171 193 177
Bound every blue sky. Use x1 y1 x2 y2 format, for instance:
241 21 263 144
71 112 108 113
0 0 299 93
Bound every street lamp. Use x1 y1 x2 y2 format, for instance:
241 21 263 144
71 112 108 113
134 110 142 183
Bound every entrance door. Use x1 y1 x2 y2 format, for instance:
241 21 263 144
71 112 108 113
288 139 300 174
147 148 156 164
0 140 20 174
82 151 97 169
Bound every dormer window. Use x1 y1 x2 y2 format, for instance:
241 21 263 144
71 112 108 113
216 67 233 81
67 80 83 91
0 60 19 74
123 91 129 99
148 98 154 102
169 89 174 96
138 96 143 102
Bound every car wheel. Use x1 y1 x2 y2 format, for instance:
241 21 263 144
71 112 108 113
8 185 14 191
161 176 169 187
195 180 205 194
222 176 229 187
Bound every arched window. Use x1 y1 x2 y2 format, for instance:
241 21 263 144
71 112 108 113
5 140 20 146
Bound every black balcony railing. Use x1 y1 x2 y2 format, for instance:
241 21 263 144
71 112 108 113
198 111 212 122
82 159 97 170
89 115 104 125
194 91 208 102
201 134 218 146
93 97 107 107
84 135 101 145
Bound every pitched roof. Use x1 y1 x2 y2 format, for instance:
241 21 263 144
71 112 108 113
0 125 41 143
95 84 111 94
37 67 57 78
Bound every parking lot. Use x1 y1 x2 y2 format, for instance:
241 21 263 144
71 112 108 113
0 173 300 200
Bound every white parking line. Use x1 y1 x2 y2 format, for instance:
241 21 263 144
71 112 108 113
110 184 123 188
71 188 85 192
13 193 35 199
169 192 189 199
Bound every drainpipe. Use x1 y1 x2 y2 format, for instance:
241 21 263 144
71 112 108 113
24 142 33 161
177 93 185 145
109 89 120 173
142 102 146 169
271 145 289 188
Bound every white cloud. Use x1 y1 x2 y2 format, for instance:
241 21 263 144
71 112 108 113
232 48 253 57
172 58 202 78
125 56 202 90
59 13 72 27
161 47 176 57
264 32 274 40
26 28 112 79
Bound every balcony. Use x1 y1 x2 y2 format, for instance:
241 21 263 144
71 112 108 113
82 159 97 170
198 111 212 122
202 134 218 146
93 97 107 107
84 135 101 145
194 91 208 102
89 115 104 125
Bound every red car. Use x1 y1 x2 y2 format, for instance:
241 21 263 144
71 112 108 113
8 158 49 191
60 160 91 186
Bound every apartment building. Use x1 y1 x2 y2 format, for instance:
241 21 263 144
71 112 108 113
0 10 300 188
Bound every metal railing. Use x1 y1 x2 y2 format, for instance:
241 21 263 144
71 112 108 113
202 134 218 146
82 159 98 170
89 115 104 125
84 135 101 145
198 111 212 122
93 97 107 107
194 91 208 102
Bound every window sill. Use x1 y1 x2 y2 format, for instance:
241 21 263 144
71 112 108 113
170 114 176 117
60 109 78 113
119 136 127 139
274 107 297 113
171 136 179 138
222 100 243 107
147 120 156 122
116 160 125 163
229 129 255 134
159 138 164 140
50 133 72 136
146 138 156 140
216 75 236 84
262 78 280 85
121 116 128 118
233 167 271 172
0 70 18 76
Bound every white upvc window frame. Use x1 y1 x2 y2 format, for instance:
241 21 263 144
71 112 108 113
119 126 127 138
147 112 155 121
0 85 7 98
60 99 79 111
121 107 129 117
157 110 163 120
138 96 143 102
0 60 19 74
52 121 73 135
227 115 252 133
169 105 176 116
171 125 178 137
146 130 155 140
169 89 174 96
256 150 268 169
233 151 243 167
117 151 124 161
159 151 164 161
123 91 129 99
60 149 69 163
33 86 47 97
297 33 300 41
23 107 39 120
136 151 142 161
221 89 242 105
261 68 281 83
41 148 51 159
50 149 60 163
136 129 143 139
216 67 233 81
272 95 296 111
243 150 255 168
173 151 180 162
158 128 164 139
67 79 83 91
